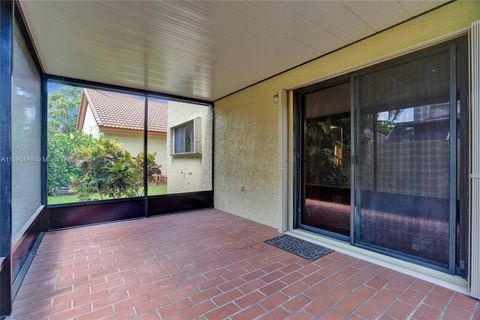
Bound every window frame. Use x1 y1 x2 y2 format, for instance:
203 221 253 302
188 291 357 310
170 117 202 156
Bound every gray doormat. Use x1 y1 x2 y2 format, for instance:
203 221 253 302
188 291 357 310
265 235 333 261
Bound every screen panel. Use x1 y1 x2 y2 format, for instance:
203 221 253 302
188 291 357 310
355 50 451 266
147 99 212 196
47 83 145 205
11 19 42 240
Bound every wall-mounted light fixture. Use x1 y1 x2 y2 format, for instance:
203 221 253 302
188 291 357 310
272 93 279 104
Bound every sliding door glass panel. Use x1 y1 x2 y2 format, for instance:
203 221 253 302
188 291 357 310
147 98 212 195
47 84 145 204
11 20 41 240
356 50 451 265
302 82 351 237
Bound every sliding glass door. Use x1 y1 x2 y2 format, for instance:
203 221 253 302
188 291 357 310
354 49 452 267
295 37 468 275
354 41 468 273
298 81 351 239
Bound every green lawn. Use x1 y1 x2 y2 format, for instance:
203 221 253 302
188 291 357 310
149 184 168 196
48 184 168 205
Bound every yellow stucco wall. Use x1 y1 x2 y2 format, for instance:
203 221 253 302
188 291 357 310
213 1 480 228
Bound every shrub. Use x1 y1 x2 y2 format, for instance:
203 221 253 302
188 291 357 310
135 152 161 184
71 137 142 200
47 133 96 195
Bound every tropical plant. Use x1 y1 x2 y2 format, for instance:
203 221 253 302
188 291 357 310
135 152 161 184
306 118 350 187
376 109 404 136
47 132 96 196
71 137 143 200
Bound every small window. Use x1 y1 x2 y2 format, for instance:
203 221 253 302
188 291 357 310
171 117 202 155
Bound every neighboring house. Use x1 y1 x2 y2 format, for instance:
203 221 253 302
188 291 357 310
166 101 213 194
77 89 168 176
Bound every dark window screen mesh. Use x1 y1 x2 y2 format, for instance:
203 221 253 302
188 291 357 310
357 50 450 266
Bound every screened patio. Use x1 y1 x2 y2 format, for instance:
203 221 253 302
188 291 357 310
1 0 480 319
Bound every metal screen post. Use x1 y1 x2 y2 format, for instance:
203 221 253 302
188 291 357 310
469 20 480 299
0 0 13 316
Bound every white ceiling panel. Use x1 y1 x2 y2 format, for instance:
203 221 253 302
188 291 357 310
222 1 343 52
398 0 445 17
19 0 446 101
341 1 410 32
282 1 375 44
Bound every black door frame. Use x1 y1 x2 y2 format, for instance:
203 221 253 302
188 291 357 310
293 36 469 276
293 76 352 242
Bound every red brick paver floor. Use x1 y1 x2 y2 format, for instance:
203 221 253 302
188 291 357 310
10 209 479 320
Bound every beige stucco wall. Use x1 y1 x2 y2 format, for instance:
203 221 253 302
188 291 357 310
104 132 168 175
214 1 480 229
166 101 213 194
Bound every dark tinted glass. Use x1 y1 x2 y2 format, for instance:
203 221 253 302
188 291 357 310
174 122 194 153
302 82 351 236
356 50 451 265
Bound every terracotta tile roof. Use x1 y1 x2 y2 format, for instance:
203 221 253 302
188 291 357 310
83 88 167 133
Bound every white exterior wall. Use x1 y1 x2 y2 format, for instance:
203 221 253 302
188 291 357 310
82 105 101 138
166 101 212 194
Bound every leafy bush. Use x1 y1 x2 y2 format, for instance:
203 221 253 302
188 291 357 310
47 133 96 195
135 152 162 184
71 137 143 200
49 132 162 200
47 86 163 201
